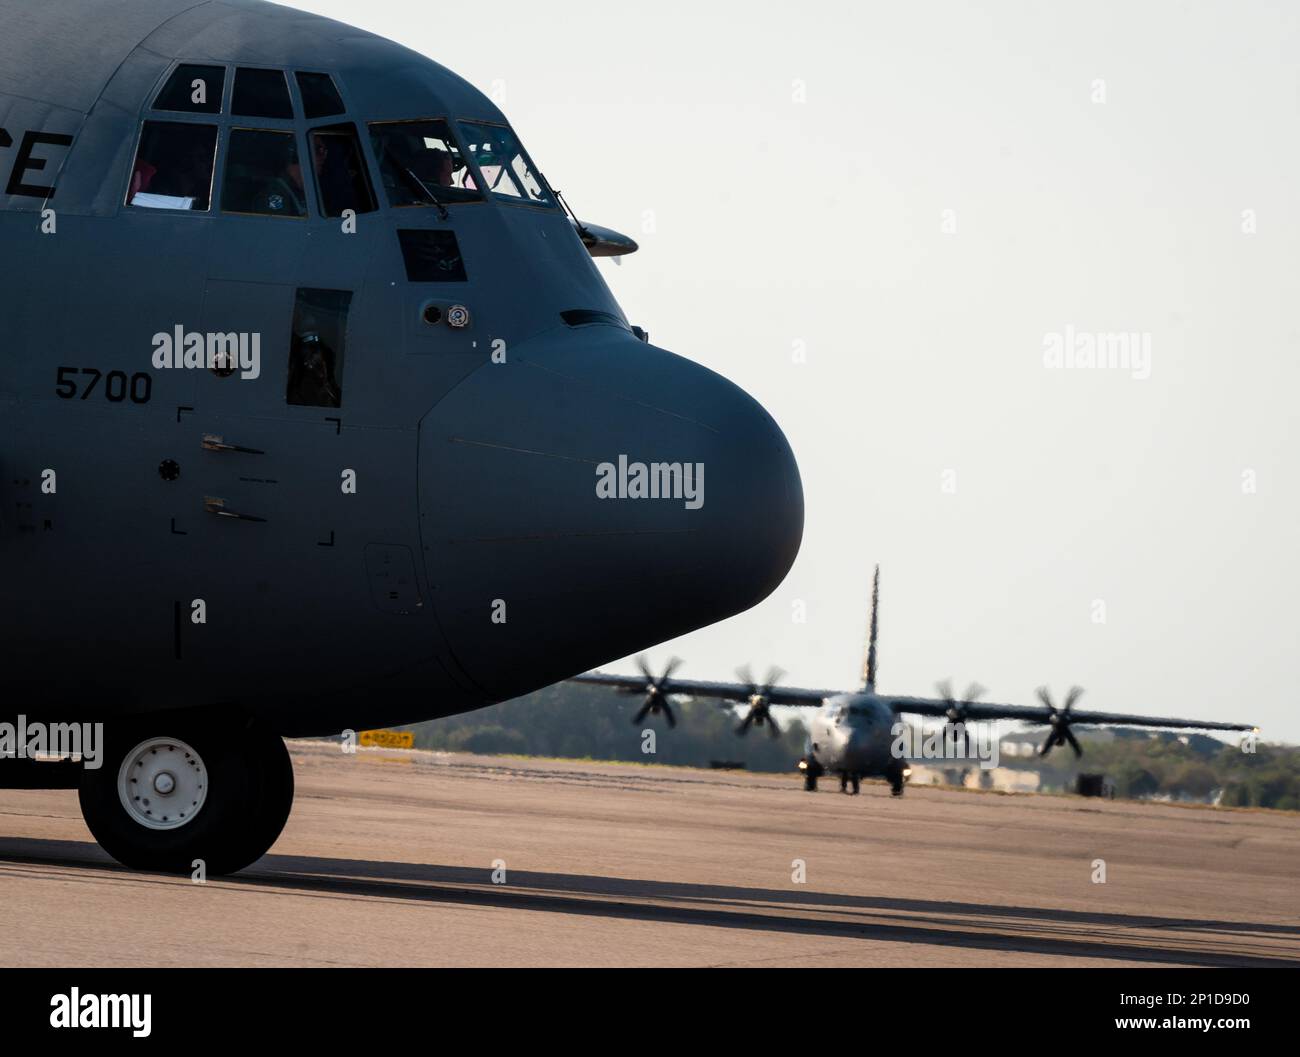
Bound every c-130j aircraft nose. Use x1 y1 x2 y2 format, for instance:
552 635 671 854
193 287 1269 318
419 326 804 701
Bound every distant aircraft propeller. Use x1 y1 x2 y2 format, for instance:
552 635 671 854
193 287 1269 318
1036 685 1085 757
735 665 786 737
937 680 985 754
936 680 986 724
623 656 683 727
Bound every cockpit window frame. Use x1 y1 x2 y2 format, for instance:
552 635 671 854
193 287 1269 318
295 72 348 120
308 121 380 220
219 126 311 221
455 119 556 211
152 64 228 116
367 118 486 212
129 62 372 221
230 66 296 121
123 117 221 214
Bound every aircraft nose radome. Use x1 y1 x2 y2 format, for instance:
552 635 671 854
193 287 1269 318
418 330 804 701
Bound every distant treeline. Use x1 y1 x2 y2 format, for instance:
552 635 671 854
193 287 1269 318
400 684 1299 810
1017 732 1300 810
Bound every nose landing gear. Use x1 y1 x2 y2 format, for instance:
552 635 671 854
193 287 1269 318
798 757 823 792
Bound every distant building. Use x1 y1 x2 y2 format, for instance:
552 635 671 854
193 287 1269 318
1000 728 1115 758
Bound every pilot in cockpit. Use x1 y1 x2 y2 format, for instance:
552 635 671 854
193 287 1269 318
255 141 307 216
427 147 455 188
311 133 351 214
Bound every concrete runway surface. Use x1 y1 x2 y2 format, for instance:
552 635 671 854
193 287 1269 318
1 742 1297 967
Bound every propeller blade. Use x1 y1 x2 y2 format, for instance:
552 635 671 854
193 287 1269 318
766 714 782 738
1035 685 1054 710
737 712 755 736
964 682 985 703
632 701 653 725
1064 726 1083 756
660 656 683 683
737 664 755 687
1063 686 1084 712
662 701 677 728
636 656 655 682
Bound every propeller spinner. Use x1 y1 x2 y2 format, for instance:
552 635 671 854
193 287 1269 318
1036 685 1085 757
937 680 986 724
623 657 683 728
736 665 786 737
937 680 985 754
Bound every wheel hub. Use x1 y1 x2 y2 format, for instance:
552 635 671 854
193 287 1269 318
117 737 207 831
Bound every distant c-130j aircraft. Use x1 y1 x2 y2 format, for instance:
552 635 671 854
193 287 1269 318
573 567 1258 796
0 0 803 872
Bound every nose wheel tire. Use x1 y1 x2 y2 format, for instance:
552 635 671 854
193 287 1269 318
79 716 293 875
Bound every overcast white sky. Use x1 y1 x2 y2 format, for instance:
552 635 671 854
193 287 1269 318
288 0 1299 742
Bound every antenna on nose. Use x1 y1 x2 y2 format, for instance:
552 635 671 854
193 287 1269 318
861 565 880 692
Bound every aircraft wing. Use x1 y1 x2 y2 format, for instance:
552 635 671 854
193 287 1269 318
570 672 833 707
884 695 1257 733
572 672 1257 734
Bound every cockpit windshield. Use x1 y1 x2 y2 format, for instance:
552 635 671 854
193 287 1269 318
457 122 552 206
368 119 480 208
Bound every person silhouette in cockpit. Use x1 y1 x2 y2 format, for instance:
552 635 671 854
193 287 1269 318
256 145 307 216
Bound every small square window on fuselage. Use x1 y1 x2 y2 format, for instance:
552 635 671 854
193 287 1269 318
397 230 468 282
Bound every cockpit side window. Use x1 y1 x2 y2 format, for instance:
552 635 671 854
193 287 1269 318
221 129 306 218
369 120 480 209
296 72 346 119
154 65 225 115
126 121 218 210
309 124 377 218
457 122 551 206
232 68 294 120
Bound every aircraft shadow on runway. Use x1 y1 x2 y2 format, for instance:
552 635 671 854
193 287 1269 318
2 836 1296 967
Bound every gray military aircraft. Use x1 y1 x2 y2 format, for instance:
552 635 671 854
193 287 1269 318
0 0 804 872
574 567 1258 796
